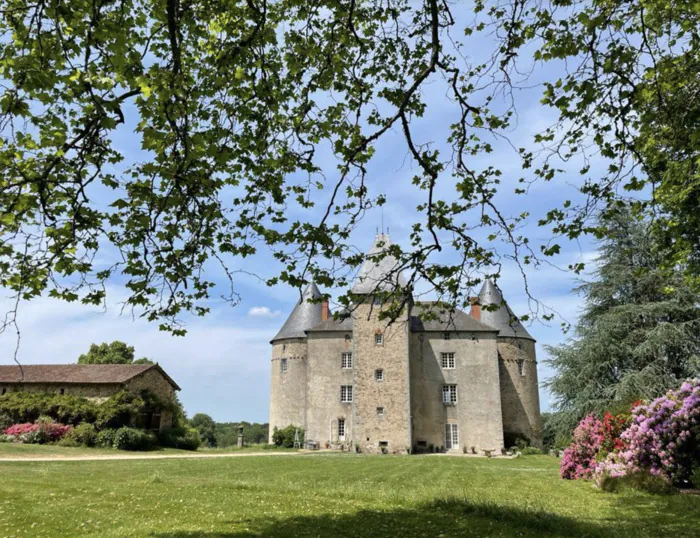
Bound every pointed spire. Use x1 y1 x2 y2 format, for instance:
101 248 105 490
351 233 407 295
478 279 534 340
271 282 323 342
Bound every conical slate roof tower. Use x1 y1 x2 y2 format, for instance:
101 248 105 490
271 282 323 342
351 233 407 295
478 279 533 340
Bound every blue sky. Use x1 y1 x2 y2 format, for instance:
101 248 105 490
0 8 605 423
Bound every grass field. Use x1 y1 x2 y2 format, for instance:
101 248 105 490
0 443 294 459
1 453 698 537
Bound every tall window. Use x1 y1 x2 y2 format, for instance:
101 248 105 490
375 369 384 381
375 332 383 345
445 424 459 449
341 352 353 369
517 359 525 377
443 332 451 340
341 385 353 403
338 418 346 440
280 358 288 372
442 384 458 404
441 352 455 369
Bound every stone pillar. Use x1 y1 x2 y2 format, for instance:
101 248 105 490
237 425 244 448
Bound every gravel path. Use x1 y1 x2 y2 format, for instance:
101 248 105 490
0 451 306 463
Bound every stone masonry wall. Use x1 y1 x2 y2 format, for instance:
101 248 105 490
305 332 355 445
351 302 412 454
498 338 543 448
269 338 308 443
410 332 504 452
124 368 178 430
0 383 119 403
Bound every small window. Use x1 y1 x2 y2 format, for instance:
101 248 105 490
340 385 353 403
375 332 383 345
442 384 458 404
344 334 352 342
338 418 346 440
1 388 6 396
341 352 353 369
280 358 288 373
443 332 451 341
60 388 65 395
373 296 382 306
517 359 525 377
441 352 455 369
375 369 384 381
376 407 385 417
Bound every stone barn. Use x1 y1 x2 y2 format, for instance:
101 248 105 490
0 363 180 431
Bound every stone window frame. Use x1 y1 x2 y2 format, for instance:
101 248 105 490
440 352 456 369
341 352 353 369
340 385 353 403
442 384 458 405
375 369 384 381
374 332 384 346
280 358 288 373
517 359 525 377
376 406 385 418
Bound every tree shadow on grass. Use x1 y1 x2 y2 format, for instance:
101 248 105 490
151 495 695 538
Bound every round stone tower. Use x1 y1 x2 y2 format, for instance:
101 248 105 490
268 282 323 443
478 280 543 448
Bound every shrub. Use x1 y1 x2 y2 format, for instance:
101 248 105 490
0 411 13 430
271 425 303 448
520 447 543 455
3 421 72 444
67 423 98 447
158 427 201 451
96 429 117 448
596 379 699 488
597 467 675 495
560 415 604 480
113 427 156 451
0 392 98 425
0 434 11 443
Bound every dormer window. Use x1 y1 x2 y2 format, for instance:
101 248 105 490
443 332 451 341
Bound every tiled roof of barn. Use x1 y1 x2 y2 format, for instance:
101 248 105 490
0 364 180 390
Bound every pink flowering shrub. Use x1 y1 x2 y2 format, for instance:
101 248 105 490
560 414 604 479
3 421 72 444
596 379 699 489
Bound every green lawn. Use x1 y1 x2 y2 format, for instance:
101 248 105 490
0 454 698 537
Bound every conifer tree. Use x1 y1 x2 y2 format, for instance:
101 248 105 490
545 212 700 436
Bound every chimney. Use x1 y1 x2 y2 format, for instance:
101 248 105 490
469 297 481 321
321 300 330 321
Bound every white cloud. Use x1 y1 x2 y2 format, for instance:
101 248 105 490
247 306 281 318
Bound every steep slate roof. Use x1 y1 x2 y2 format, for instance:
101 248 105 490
307 314 353 333
0 364 181 390
410 302 499 333
478 279 534 341
271 282 324 342
351 233 408 295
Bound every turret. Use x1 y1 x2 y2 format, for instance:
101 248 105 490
478 280 543 448
268 282 324 443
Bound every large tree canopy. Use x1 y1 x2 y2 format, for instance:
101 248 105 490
545 212 700 437
78 340 153 364
0 0 697 332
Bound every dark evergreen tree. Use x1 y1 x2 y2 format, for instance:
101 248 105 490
78 341 154 365
545 212 700 437
190 413 218 448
